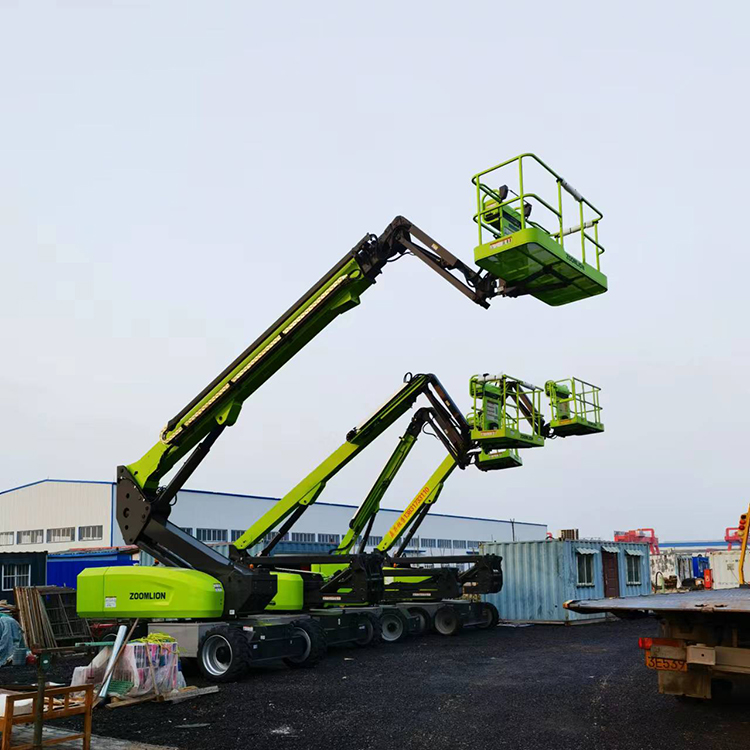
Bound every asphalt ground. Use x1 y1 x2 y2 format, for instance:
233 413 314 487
5 618 750 750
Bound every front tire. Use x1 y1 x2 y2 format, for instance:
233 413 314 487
354 612 383 647
379 610 410 643
476 602 500 630
433 605 463 636
283 619 327 669
198 626 251 683
407 607 432 636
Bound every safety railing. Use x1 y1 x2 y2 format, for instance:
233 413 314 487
546 377 602 426
469 374 544 439
471 153 606 271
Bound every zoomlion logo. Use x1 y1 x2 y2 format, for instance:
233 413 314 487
564 252 584 271
129 592 167 600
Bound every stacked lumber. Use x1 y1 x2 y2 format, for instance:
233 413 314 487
15 587 91 650
15 587 56 650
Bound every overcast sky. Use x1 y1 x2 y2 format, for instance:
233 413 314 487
1 2 748 541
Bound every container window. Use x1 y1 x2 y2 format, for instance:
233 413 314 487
17 530 43 545
291 532 315 543
576 552 594 586
196 528 227 543
626 554 641 585
78 525 103 542
0 533 13 547
2 564 31 591
46 527 75 543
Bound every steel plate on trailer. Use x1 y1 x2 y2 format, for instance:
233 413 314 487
565 587 750 615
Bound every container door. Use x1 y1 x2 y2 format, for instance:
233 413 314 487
602 551 620 597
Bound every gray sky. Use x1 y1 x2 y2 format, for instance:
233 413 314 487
1 2 748 541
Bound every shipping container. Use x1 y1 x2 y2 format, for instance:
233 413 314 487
481 539 651 624
48 548 138 588
0 552 47 604
707 550 750 589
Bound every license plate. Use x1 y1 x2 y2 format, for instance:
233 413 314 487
645 651 687 672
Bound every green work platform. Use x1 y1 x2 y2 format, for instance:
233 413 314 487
469 374 546 450
474 227 607 307
472 154 608 307
545 378 604 437
476 448 523 472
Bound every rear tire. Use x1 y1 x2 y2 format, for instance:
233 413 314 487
283 619 327 669
476 602 500 630
354 612 383 647
379 610 410 643
198 626 251 683
407 607 432 636
433 605 463 636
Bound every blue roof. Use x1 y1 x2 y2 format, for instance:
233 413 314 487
0 479 546 528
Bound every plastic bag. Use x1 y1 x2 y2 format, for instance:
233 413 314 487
71 642 185 697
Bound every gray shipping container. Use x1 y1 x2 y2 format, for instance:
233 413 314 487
481 539 651 624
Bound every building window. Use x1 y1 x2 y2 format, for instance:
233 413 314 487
437 539 452 549
259 531 290 544
467 540 481 549
179 527 194 537
0 533 14 547
47 527 75 544
196 528 227 543
626 554 642 585
318 533 340 545
453 540 467 549
291 532 315 543
576 553 595 586
2 564 31 591
231 530 245 543
17 530 43 545
405 537 420 548
78 525 103 542
422 538 436 548
368 535 383 546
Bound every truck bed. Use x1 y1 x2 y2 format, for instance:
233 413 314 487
565 587 750 615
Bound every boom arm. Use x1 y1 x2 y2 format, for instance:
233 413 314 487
127 217 497 495
115 217 504 604
230 373 470 556
377 454 458 555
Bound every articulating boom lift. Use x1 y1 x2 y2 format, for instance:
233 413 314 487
78 155 608 680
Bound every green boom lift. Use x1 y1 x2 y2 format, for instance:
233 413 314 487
77 155 607 681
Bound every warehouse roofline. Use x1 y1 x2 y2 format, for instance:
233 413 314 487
0 479 547 528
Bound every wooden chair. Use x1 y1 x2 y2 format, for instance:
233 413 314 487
0 683 94 750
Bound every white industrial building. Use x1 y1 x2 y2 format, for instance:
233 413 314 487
0 479 546 555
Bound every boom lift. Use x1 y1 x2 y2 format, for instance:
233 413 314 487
341 374 603 635
77 155 607 681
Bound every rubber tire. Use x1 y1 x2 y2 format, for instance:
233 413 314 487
354 612 383 647
407 607 432 636
283 618 328 669
198 626 251 683
379 610 410 643
433 605 464 636
476 602 500 630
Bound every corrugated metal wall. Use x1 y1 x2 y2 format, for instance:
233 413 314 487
481 540 651 623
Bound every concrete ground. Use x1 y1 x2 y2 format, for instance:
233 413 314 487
6 618 750 750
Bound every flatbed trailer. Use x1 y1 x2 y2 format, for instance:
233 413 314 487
565 587 750 699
